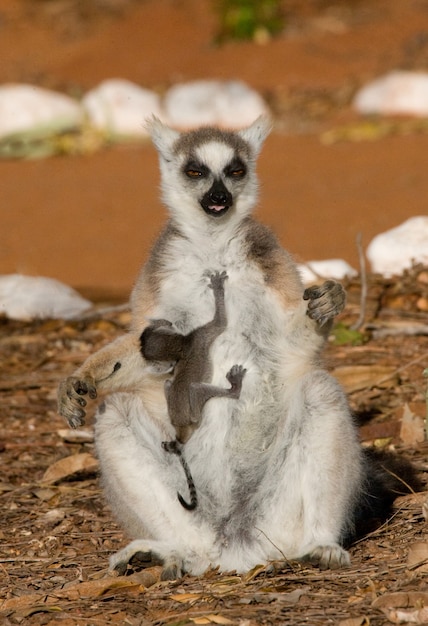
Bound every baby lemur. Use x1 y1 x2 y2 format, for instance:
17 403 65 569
140 270 246 510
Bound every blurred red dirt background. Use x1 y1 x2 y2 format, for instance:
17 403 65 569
1 0 428 299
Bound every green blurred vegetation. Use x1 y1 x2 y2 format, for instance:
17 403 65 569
214 0 284 43
331 322 366 346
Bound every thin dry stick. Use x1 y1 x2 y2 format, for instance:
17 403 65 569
350 232 367 331
424 368 428 441
380 464 417 494
254 526 296 572
373 350 428 387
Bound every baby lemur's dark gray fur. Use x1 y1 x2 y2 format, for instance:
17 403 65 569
140 270 246 510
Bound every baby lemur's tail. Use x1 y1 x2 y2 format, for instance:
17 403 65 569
162 440 198 511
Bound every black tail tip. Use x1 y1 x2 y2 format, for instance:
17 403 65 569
177 491 197 511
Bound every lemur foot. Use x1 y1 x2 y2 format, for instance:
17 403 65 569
303 280 346 327
208 270 228 290
110 541 184 580
226 364 247 392
57 376 98 428
303 544 351 570
162 440 181 455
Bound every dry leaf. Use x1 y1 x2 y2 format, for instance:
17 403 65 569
1 570 160 613
243 563 266 582
189 617 234 625
205 615 234 625
39 508 65 526
59 572 157 599
248 586 309 605
423 495 428 522
384 607 428 624
333 365 397 393
21 605 63 617
407 542 428 572
1 593 47 612
338 617 370 626
41 452 99 484
57 428 94 443
372 591 428 610
399 404 425 447
171 592 203 603
32 487 56 501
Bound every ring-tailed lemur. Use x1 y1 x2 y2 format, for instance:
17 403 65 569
140 270 246 510
58 116 418 580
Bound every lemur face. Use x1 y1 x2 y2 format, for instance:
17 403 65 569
146 116 272 225
180 142 248 218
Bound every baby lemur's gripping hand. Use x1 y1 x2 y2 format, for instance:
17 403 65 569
57 375 97 429
303 280 346 328
208 270 228 291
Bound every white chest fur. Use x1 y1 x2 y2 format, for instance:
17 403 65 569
150 232 297 461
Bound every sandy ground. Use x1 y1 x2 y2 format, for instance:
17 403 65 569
1 0 428 299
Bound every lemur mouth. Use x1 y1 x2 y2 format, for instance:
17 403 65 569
200 180 233 218
200 201 231 218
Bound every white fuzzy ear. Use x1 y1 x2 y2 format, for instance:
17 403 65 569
145 116 180 160
238 115 272 156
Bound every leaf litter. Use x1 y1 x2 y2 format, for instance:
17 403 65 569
0 266 427 625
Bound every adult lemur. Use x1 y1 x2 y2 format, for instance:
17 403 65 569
58 116 416 580
140 270 246 510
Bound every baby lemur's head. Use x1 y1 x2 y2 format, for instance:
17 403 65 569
140 324 185 362
145 116 272 233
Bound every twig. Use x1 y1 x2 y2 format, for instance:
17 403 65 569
367 321 428 338
379 464 417 494
368 349 428 388
424 368 428 441
350 232 367 331
255 526 297 572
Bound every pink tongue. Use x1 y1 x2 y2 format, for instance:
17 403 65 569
210 205 225 211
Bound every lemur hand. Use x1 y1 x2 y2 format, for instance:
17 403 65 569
208 270 228 290
57 376 97 428
303 280 346 327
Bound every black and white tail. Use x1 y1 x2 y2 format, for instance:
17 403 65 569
346 447 422 544
162 440 198 511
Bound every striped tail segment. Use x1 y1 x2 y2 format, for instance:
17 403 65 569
162 440 198 511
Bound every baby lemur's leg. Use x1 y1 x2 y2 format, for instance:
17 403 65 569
189 364 247 422
58 333 148 428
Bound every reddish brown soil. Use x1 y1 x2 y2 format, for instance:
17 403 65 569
1 0 428 299
1 267 427 625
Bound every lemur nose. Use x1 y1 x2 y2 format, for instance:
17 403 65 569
209 190 229 205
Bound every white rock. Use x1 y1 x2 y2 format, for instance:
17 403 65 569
366 216 428 276
164 80 269 129
353 71 428 117
0 275 92 321
82 79 163 137
298 259 357 284
0 84 84 139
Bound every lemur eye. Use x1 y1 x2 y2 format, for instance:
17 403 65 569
186 169 203 178
184 162 208 179
225 159 246 179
